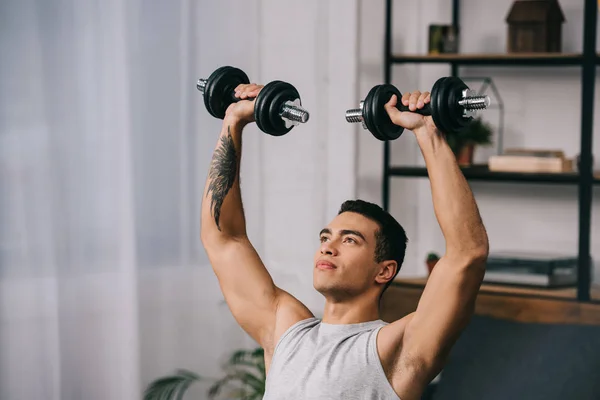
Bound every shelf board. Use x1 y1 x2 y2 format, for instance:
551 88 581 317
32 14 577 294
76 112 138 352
381 277 600 325
392 276 593 300
391 52 586 66
389 165 582 184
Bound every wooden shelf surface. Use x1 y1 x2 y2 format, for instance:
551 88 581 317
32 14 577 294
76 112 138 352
380 277 600 326
389 165 584 184
391 52 586 66
392 276 600 299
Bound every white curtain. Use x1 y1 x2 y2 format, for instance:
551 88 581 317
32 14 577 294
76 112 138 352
0 0 244 399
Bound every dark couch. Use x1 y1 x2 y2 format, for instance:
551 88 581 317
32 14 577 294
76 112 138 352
425 315 600 400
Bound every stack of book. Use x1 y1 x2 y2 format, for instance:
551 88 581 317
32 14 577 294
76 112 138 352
483 251 579 288
488 148 573 173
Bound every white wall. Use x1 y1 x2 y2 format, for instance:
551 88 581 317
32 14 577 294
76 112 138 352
357 0 600 284
255 0 359 315
138 0 361 392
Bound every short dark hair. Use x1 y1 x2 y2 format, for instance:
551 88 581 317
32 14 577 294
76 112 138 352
338 199 408 295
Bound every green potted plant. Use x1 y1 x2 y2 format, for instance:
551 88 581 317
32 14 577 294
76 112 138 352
144 347 266 400
425 252 440 275
446 117 493 166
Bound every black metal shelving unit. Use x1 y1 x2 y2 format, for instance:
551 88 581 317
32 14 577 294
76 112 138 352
382 0 598 302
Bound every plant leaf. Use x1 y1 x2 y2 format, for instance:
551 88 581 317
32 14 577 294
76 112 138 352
208 374 240 398
226 388 250 399
246 391 264 400
227 348 263 366
208 369 265 399
225 348 265 379
146 347 266 400
229 370 265 394
143 369 201 400
224 359 264 375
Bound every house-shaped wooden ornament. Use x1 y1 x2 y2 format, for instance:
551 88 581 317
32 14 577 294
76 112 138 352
505 0 565 53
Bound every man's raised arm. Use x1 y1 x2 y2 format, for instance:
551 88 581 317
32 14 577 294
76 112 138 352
384 91 488 393
200 84 312 351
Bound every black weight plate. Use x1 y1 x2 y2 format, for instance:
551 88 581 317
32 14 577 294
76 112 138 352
255 81 300 136
203 66 231 118
362 85 386 141
431 77 450 134
364 84 403 141
373 84 404 140
254 80 281 135
204 66 250 119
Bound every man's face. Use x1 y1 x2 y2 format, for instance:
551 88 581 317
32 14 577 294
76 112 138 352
313 212 394 300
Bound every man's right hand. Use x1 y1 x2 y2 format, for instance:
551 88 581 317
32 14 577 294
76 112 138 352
225 83 264 125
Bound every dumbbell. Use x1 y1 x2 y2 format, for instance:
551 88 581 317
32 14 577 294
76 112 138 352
196 66 309 136
345 77 490 141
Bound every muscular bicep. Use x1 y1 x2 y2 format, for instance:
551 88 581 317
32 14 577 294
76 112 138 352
205 237 277 344
401 256 485 369
204 236 312 349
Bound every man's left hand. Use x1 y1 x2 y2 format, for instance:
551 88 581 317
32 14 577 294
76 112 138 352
384 91 438 134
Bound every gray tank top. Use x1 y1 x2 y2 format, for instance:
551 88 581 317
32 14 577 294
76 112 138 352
263 317 401 400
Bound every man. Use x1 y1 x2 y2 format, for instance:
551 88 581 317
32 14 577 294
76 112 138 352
200 82 488 400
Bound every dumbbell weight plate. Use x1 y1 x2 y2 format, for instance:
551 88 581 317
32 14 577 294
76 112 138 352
204 66 250 119
431 76 472 134
363 84 404 141
254 80 301 136
431 77 450 134
362 85 386 141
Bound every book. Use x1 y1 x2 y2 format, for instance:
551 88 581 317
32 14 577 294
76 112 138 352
487 148 574 173
488 155 573 173
483 251 580 288
483 270 576 287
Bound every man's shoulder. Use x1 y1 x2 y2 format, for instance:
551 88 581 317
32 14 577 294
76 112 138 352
378 313 414 346
376 313 415 371
377 313 437 398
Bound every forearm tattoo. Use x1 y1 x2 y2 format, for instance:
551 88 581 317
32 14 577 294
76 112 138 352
206 126 238 230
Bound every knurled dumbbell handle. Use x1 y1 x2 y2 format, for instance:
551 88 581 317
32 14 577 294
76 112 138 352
229 91 256 103
395 102 432 116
